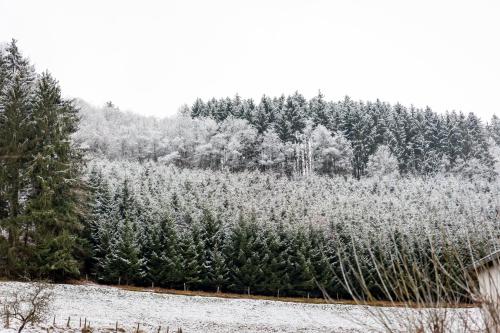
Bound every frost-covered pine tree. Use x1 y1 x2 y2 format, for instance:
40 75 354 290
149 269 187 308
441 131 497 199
104 217 143 285
180 220 204 289
488 115 500 145
227 214 263 294
199 209 224 289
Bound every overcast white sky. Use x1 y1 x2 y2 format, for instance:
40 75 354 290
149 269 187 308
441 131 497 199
1 0 499 119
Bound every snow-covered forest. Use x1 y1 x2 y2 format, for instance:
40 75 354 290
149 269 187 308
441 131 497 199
2 39 500 300
75 96 500 180
78 98 500 298
85 158 500 297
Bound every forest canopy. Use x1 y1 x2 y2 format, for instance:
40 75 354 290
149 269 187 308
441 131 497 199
1 40 500 299
75 93 500 180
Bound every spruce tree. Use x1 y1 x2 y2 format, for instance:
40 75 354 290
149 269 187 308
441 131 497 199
252 95 274 134
199 209 226 290
27 72 82 279
0 40 36 275
260 227 288 296
158 213 182 287
105 217 143 285
489 115 500 145
91 192 117 280
309 91 329 127
227 214 263 294
308 227 334 296
180 222 203 289
286 228 315 296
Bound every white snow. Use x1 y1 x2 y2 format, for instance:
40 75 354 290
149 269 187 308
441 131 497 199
0 282 374 332
0 282 483 333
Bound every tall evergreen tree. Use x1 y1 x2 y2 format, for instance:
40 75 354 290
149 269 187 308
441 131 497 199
104 217 143 285
309 91 329 128
199 209 227 290
227 215 263 294
489 115 500 145
180 222 204 289
0 40 36 275
260 226 289 296
26 72 82 279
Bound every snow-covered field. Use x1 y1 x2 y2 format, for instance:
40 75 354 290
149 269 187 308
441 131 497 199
0 282 375 332
0 282 482 333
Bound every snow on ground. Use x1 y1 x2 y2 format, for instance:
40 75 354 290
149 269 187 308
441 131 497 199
0 282 481 333
0 282 372 332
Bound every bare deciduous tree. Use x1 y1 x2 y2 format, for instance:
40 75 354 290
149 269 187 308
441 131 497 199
331 227 500 332
1 282 54 333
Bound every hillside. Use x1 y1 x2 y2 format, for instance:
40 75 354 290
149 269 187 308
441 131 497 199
72 98 500 299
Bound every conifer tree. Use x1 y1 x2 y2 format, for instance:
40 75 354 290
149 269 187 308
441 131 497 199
199 209 226 289
489 115 500 145
286 228 315 295
27 72 82 279
191 98 207 118
227 215 263 294
116 179 135 220
309 91 329 128
180 222 204 289
0 40 36 275
308 227 334 296
260 227 288 296
105 217 143 285
158 213 182 287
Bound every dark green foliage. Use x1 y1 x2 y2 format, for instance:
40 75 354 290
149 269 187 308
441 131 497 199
84 185 352 297
102 217 143 285
226 215 264 293
199 209 227 290
180 223 204 289
0 40 83 280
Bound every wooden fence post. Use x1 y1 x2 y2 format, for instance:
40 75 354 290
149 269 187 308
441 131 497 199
136 322 140 333
5 306 9 328
67 316 70 327
116 321 118 332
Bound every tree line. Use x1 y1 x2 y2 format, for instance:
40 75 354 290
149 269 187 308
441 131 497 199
83 160 497 298
188 93 497 179
0 40 82 280
75 94 499 181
